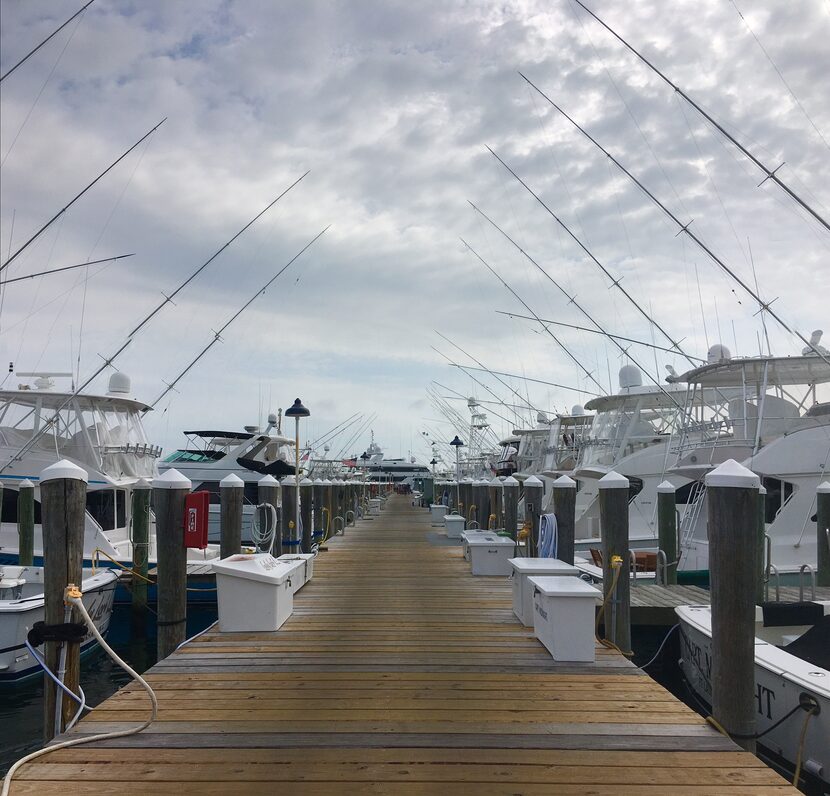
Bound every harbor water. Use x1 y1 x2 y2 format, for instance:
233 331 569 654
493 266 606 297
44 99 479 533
0 603 218 777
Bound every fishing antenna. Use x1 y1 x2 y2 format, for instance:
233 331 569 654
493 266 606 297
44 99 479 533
446 362 602 397
149 225 329 408
569 1 829 234
0 119 166 274
460 238 607 394
497 311 705 362
0 1 95 83
0 176 309 474
469 197 685 408
519 72 830 368
0 254 134 286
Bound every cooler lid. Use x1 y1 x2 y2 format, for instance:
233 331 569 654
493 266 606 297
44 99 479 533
509 558 579 575
212 553 293 584
466 535 515 547
528 575 600 597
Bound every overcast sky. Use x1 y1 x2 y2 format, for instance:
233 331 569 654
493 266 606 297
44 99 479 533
1 0 828 466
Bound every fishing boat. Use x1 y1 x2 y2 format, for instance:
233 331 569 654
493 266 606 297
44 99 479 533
677 601 830 787
0 564 118 683
356 438 431 488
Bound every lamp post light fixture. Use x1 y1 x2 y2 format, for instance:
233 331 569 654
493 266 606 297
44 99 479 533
450 435 464 510
285 398 310 548
430 458 437 474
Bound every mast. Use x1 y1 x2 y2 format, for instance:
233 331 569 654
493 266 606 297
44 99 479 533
150 225 329 408
461 238 607 395
569 1 829 234
519 72 830 369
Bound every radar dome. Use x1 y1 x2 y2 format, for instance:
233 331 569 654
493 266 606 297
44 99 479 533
571 404 585 416
707 344 731 363
108 372 131 395
618 365 642 390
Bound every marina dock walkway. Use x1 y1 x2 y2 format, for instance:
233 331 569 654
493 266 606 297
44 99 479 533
12 496 795 794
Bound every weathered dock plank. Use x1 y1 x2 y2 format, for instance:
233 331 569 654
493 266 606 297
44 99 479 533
9 495 794 794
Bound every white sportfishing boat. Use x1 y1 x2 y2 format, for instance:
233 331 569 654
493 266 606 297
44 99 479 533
357 438 431 488
0 564 118 683
0 371 219 571
677 602 830 788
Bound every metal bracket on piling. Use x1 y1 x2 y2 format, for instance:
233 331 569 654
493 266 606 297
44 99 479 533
332 516 345 535
346 510 355 527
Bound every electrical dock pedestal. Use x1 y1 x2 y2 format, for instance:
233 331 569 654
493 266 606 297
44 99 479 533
10 496 795 794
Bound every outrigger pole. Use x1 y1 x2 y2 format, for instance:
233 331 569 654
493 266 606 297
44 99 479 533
569 0 830 234
519 72 830 369
461 238 608 395
0 174 310 474
150 225 329 408
0 119 167 274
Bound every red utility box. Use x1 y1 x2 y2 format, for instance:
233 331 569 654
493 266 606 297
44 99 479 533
183 491 210 549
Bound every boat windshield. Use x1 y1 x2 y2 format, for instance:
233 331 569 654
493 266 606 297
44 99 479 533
0 393 160 479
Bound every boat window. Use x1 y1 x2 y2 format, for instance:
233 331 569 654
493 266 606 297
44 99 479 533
761 477 795 524
1 488 43 524
163 450 225 463
86 489 119 530
244 482 259 505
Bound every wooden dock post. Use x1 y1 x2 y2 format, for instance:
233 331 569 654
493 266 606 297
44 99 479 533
552 475 577 565
154 468 191 661
598 470 631 654
17 478 36 566
459 478 472 523
131 478 152 622
281 475 298 549
257 475 280 555
219 473 244 559
423 477 434 505
817 481 830 587
756 485 767 603
502 475 519 540
312 478 325 545
523 476 544 556
488 476 502 530
474 478 490 529
39 460 87 741
322 479 333 537
705 459 760 752
656 480 677 585
300 477 313 552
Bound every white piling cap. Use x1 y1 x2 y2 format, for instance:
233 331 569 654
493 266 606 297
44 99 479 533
598 471 629 490
282 475 296 485
553 475 576 489
759 485 767 496
476 478 490 486
503 476 519 487
153 468 191 490
19 478 35 489
705 459 760 489
133 477 151 491
220 473 244 488
817 481 830 494
322 479 332 485
656 480 675 494
313 478 325 485
40 459 88 483
490 476 501 485
300 477 313 486
524 475 543 487
258 474 279 486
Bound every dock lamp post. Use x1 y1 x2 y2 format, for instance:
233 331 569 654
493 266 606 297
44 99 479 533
285 398 310 548
450 435 464 511
430 458 437 474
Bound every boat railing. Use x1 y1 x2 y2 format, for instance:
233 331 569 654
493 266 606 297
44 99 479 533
798 564 816 602
764 562 781 602
100 442 163 458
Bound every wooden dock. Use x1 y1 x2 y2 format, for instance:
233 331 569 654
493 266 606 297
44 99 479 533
11 496 795 794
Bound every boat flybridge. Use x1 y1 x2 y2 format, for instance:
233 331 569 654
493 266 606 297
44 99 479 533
672 346 830 579
0 371 201 569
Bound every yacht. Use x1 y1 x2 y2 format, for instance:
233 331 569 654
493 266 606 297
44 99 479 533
357 438 431 488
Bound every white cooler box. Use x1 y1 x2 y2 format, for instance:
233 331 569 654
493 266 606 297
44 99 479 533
509 558 580 627
213 553 295 632
529 575 600 662
461 530 493 561
444 514 466 539
369 498 382 516
429 504 449 525
277 553 315 593
467 535 516 576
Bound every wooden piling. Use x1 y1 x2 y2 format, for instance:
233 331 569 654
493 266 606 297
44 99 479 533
219 473 244 559
523 476 544 557
154 468 191 661
475 479 490 529
17 478 35 567
300 477 313 552
281 475 298 550
705 459 760 752
598 470 631 655
656 480 677 586
422 477 435 504
817 481 829 587
257 475 280 555
488 476 502 530
39 460 87 741
311 478 325 544
502 475 519 540
553 474 577 565
131 478 151 621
